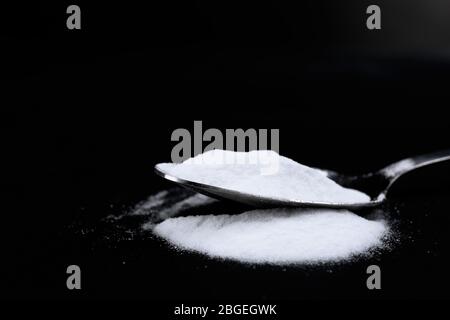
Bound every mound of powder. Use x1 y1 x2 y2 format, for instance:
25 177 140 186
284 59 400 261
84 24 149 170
153 208 389 264
159 150 370 203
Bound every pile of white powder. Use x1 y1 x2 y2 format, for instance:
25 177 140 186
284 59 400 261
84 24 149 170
146 150 391 265
152 208 388 264
139 189 390 265
158 150 370 204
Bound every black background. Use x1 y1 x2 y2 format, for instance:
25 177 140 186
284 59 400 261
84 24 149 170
2 0 450 310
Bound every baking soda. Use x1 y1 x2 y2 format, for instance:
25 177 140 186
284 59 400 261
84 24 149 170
159 149 370 203
153 207 389 264
148 150 389 265
138 189 390 265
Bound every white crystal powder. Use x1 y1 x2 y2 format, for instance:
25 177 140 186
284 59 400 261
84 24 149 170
153 208 388 264
148 150 389 265
159 150 370 204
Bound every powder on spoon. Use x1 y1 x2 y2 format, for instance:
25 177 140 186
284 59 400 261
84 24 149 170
159 149 370 204
152 208 389 264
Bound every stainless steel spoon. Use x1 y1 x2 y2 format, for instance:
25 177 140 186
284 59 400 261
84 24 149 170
155 150 450 209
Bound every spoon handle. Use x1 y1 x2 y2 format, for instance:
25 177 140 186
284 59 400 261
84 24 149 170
381 149 450 178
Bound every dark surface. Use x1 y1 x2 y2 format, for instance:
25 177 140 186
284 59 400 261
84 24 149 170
3 1 450 308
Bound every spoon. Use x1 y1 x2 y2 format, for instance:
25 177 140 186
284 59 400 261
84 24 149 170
154 149 450 209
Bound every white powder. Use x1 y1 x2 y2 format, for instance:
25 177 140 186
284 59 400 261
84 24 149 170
156 193 217 220
153 208 389 264
159 150 370 204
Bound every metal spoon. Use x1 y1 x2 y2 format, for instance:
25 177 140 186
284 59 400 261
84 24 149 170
154 150 450 209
